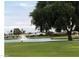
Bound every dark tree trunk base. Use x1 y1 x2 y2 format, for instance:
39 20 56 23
67 31 73 41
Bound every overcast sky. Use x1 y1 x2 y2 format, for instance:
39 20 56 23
4 1 38 33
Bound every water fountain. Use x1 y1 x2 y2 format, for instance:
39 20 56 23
18 34 53 42
19 35 28 42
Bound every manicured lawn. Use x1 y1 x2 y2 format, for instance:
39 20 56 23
5 41 79 57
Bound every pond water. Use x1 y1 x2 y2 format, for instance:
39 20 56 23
5 38 68 43
5 35 79 43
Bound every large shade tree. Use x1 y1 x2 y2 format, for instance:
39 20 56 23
30 1 79 41
48 2 77 41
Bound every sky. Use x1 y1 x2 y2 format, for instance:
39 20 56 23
4 1 38 33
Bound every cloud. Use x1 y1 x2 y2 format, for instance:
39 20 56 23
19 3 27 7
4 17 36 33
4 25 35 29
19 2 34 8
4 1 38 33
14 19 31 26
4 25 36 33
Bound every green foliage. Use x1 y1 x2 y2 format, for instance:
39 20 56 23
13 28 22 35
30 1 77 32
74 26 79 32
30 1 79 41
30 1 52 32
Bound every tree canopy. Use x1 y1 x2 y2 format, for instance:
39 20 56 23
13 28 22 35
30 1 79 41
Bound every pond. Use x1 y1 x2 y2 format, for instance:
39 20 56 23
5 38 68 43
5 35 79 43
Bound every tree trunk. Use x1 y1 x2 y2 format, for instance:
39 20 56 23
46 29 48 33
40 25 43 32
67 31 72 41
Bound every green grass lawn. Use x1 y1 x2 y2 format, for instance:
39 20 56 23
5 41 79 57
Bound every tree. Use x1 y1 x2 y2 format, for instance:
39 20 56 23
10 30 13 35
45 2 77 41
55 28 61 32
31 1 79 41
30 1 52 32
13 28 22 35
21 29 25 34
74 26 79 32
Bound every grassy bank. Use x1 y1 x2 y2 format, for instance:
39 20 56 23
5 41 79 57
